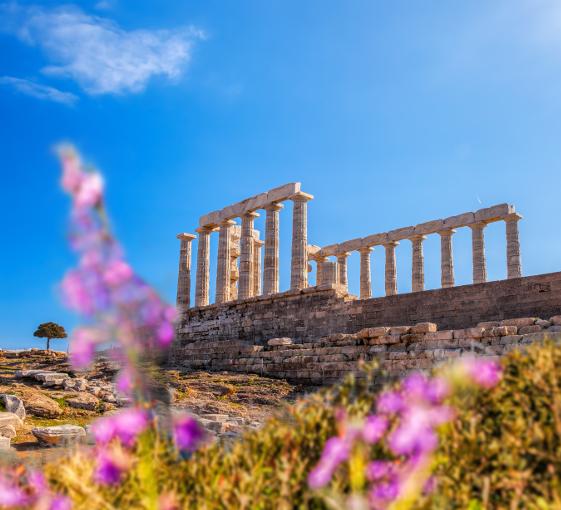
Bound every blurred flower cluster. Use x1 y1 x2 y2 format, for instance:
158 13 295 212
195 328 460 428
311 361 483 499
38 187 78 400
0 469 71 510
308 358 502 510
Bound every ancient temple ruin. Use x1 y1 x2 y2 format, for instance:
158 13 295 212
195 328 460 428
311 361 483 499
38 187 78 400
170 182 561 384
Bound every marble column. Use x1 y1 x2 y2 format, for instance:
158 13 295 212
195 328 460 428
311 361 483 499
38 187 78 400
215 219 235 304
176 233 196 309
505 213 522 279
470 222 487 284
290 192 313 290
359 246 373 299
263 203 283 295
384 241 398 296
439 229 455 288
411 235 426 292
253 239 264 296
315 255 327 286
337 252 350 291
195 227 212 307
230 226 241 300
321 261 338 286
239 211 259 299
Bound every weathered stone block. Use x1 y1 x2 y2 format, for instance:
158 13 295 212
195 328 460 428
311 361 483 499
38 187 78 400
411 322 438 334
267 338 293 346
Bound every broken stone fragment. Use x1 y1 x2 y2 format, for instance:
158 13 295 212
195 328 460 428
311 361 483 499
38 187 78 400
0 412 23 430
0 425 16 439
66 393 100 411
32 425 86 447
0 394 26 421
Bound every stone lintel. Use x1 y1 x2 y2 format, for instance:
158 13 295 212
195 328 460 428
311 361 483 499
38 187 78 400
505 212 523 222
307 245 321 257
388 226 416 241
474 203 515 223
414 219 444 236
336 238 363 253
199 182 301 227
443 212 475 229
321 243 340 257
361 232 388 248
176 232 197 241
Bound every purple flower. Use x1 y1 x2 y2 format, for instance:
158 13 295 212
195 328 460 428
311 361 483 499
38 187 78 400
173 415 205 452
70 328 97 369
465 359 502 389
307 436 351 489
49 495 73 510
365 461 393 481
362 415 388 444
308 464 334 490
425 376 450 404
157 321 175 348
115 368 134 396
94 451 123 485
92 408 149 447
370 478 399 501
377 391 403 414
103 260 133 286
402 372 429 401
0 476 28 507
75 172 103 209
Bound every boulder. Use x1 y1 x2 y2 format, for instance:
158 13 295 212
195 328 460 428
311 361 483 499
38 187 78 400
63 378 88 392
0 437 10 450
0 394 26 421
34 372 70 383
32 425 86 447
0 412 23 430
66 393 99 411
0 425 16 439
23 392 62 418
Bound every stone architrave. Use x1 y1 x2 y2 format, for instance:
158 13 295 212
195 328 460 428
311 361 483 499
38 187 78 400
384 241 398 296
411 235 426 292
505 213 522 279
239 211 259 299
195 227 213 307
176 233 196 309
290 192 313 290
359 246 373 299
253 239 264 296
337 252 350 291
215 220 236 304
263 203 283 295
470 222 487 284
439 229 455 288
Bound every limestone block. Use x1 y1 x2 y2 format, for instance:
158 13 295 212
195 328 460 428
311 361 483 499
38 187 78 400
389 326 411 335
499 335 523 345
475 203 515 223
361 233 388 247
518 325 544 334
66 393 100 411
424 330 454 341
0 412 22 430
0 425 16 439
357 328 370 339
199 210 222 228
0 395 25 421
411 322 438 334
536 320 551 328
266 182 301 204
34 372 69 383
549 315 561 325
0 437 10 450
499 317 537 327
337 238 364 253
321 244 340 257
368 327 390 337
414 219 444 236
477 321 500 328
443 212 475 229
32 425 86 447
388 226 416 242
267 338 293 346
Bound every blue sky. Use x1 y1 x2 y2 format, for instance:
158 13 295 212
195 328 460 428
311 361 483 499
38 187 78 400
1 0 561 350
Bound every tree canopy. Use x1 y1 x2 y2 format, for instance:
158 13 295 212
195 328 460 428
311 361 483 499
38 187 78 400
33 322 67 350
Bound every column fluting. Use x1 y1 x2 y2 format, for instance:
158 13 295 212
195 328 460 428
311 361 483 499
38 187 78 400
253 239 264 296
439 229 455 288
263 203 283 295
176 233 196 310
337 252 350 291
470 222 488 284
411 235 426 292
290 192 313 290
215 219 235 304
195 227 212 307
239 211 259 299
384 241 398 296
359 246 373 299
505 213 522 279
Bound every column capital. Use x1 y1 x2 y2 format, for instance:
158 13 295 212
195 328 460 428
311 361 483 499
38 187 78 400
336 252 351 260
176 232 196 241
196 225 217 234
383 240 400 248
409 234 427 242
265 202 284 211
290 191 314 202
242 210 260 219
254 239 265 247
469 221 488 230
359 245 374 254
220 219 237 227
438 228 456 237
504 212 523 222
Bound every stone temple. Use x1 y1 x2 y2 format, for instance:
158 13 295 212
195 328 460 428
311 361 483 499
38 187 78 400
170 182 561 384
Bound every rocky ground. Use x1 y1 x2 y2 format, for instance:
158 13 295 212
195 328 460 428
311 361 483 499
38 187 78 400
0 349 303 466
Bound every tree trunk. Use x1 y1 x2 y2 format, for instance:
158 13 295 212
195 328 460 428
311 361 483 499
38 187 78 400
47 337 51 351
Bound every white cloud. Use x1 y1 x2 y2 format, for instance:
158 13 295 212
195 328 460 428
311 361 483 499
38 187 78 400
0 3 204 95
94 0 114 10
0 76 78 105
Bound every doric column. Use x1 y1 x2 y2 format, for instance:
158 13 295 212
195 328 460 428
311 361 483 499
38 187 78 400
263 203 283 295
230 226 241 300
359 247 373 299
253 239 264 296
315 255 327 286
411 235 426 292
337 252 350 291
215 219 235 304
439 229 455 288
290 192 313 290
320 261 338 286
505 213 522 279
239 211 259 299
195 227 212 307
176 233 196 310
384 241 398 296
470 222 487 284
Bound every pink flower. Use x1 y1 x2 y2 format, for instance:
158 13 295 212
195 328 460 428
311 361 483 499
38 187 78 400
0 476 28 507
75 172 103 209
308 436 351 489
70 329 97 369
103 260 133 286
465 358 502 389
157 321 175 348
173 415 205 453
60 150 83 193
92 408 149 448
366 461 394 481
115 368 134 396
377 391 403 414
362 415 388 444
94 450 124 485
61 270 94 316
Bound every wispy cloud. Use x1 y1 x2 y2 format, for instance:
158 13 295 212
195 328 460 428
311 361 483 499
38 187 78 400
0 76 78 105
94 0 114 11
0 2 204 96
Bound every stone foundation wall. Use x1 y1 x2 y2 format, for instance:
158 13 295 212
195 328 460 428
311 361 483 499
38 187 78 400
170 272 561 383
